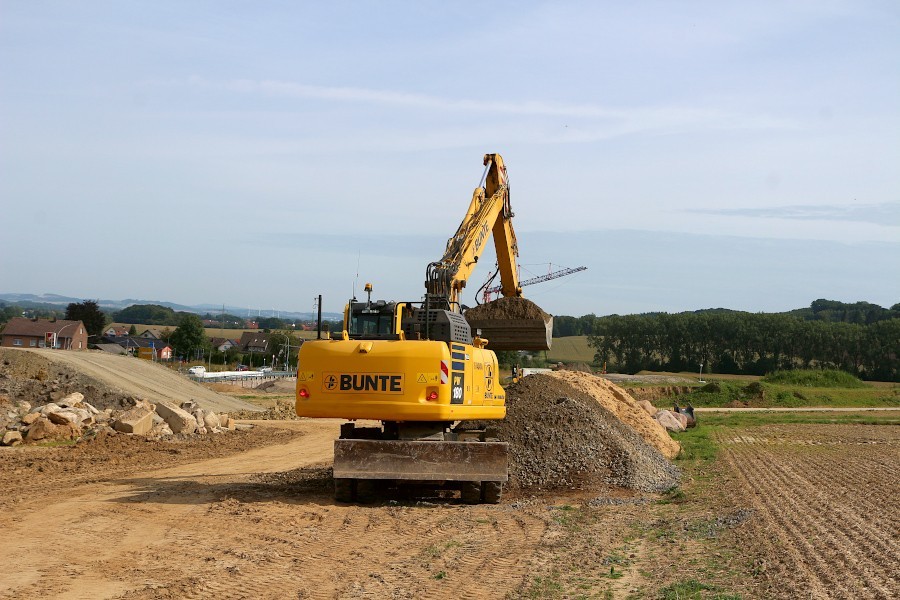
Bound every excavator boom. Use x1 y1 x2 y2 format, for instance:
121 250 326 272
427 153 552 351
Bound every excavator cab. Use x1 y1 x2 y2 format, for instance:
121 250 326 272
347 300 397 338
344 283 403 340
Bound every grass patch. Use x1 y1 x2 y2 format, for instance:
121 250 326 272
658 579 741 599
664 378 898 409
523 570 564 599
37 438 78 447
672 426 718 463
423 539 462 558
657 486 688 505
550 505 585 531
697 410 900 428
762 369 867 388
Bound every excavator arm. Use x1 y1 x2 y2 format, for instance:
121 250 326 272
425 153 552 352
426 154 522 306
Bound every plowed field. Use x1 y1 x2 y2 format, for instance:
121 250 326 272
718 424 900 599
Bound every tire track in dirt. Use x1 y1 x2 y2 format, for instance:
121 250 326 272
131 500 546 600
718 426 899 599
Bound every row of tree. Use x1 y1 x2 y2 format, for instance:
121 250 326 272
586 311 899 381
553 299 900 338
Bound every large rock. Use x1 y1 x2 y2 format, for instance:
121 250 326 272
672 411 689 430
113 406 155 435
193 409 205 430
154 401 197 434
24 417 80 442
654 409 686 432
203 411 221 430
58 392 85 408
22 412 40 425
2 430 23 446
25 417 58 442
637 400 657 417
46 409 78 426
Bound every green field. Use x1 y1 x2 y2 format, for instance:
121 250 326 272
664 375 899 409
547 335 595 363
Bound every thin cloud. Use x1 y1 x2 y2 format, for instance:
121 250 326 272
168 77 794 132
688 203 900 227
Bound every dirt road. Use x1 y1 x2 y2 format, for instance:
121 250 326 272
0 420 551 599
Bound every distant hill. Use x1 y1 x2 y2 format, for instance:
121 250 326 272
0 293 342 322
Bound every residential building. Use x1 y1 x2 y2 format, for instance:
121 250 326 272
238 332 269 353
104 336 173 360
103 325 130 337
1 318 88 350
210 337 239 353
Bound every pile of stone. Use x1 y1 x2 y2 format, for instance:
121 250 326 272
467 374 680 493
637 400 696 432
1 392 240 447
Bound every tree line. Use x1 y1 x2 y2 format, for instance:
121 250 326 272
583 307 899 382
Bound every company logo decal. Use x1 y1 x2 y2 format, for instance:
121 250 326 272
322 373 404 394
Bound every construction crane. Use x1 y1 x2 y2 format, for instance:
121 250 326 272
481 265 587 304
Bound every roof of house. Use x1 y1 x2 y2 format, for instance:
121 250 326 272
94 343 128 355
210 337 239 347
1 318 84 338
140 329 164 339
105 336 172 349
238 331 270 350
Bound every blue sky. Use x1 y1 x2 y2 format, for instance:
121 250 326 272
2 1 898 316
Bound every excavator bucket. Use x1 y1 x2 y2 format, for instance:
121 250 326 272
465 297 553 351
334 439 509 482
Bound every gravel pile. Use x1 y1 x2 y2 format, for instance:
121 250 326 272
479 374 680 493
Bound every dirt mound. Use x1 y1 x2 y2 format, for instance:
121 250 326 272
466 296 550 320
465 297 553 351
0 348 259 413
476 374 679 493
548 371 681 459
0 348 136 411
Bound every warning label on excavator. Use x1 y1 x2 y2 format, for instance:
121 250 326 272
322 372 405 394
297 371 315 382
416 373 440 384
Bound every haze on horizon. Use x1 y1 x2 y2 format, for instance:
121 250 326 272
1 2 898 316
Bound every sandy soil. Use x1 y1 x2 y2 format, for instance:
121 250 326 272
1 418 896 598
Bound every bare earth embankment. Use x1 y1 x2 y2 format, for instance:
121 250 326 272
0 348 260 413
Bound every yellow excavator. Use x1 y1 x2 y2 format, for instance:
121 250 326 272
295 153 550 503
